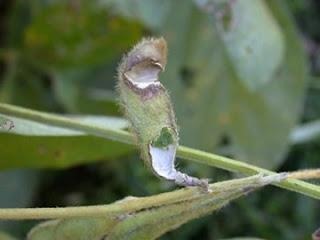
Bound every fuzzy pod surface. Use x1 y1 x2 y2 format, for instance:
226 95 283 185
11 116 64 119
117 37 208 189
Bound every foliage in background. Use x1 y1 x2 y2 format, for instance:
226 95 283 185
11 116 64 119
0 0 319 239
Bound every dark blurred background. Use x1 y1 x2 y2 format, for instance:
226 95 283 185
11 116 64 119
0 0 319 239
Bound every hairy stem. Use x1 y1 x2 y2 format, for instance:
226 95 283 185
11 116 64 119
0 174 285 220
0 103 319 200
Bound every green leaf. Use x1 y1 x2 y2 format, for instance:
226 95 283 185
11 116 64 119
0 115 14 131
0 62 57 111
0 231 18 240
0 113 132 169
27 174 281 240
24 0 143 69
226 0 307 168
103 0 173 30
27 220 58 240
157 0 305 168
160 1 227 151
213 0 285 90
0 133 132 169
0 113 128 136
53 69 120 115
27 218 118 240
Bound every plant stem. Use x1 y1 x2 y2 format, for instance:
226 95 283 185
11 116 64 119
0 103 319 200
0 103 133 144
0 206 113 220
178 147 320 199
0 175 286 220
287 169 320 180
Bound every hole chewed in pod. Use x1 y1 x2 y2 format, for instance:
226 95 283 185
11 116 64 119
124 61 162 89
313 227 320 240
149 142 208 188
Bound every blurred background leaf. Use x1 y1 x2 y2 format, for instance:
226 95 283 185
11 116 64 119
24 0 143 70
0 231 18 240
0 113 132 169
211 0 285 90
0 170 39 238
0 114 128 136
0 134 133 169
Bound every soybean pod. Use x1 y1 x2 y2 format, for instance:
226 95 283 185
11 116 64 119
117 38 208 190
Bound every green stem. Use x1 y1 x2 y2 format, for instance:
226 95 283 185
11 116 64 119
0 103 319 200
0 103 133 144
0 175 284 220
178 147 320 199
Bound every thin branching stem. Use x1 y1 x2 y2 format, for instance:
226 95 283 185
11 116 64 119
0 103 319 200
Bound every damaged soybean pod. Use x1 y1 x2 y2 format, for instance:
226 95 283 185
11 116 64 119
118 37 208 189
